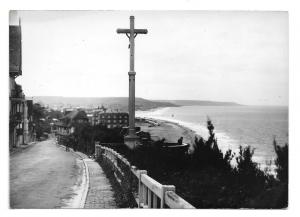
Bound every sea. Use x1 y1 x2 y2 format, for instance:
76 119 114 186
136 105 288 172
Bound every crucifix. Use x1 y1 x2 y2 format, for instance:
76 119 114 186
117 16 148 148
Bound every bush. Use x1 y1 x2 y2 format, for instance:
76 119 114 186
273 139 288 208
273 139 288 183
235 145 258 175
191 119 234 171
67 123 124 155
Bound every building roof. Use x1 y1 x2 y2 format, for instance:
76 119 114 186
9 25 22 75
54 121 68 127
61 109 88 121
100 112 129 116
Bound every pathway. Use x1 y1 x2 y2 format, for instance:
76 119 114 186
83 158 117 208
63 148 117 208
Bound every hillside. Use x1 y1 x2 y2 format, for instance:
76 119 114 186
153 100 242 106
30 96 178 111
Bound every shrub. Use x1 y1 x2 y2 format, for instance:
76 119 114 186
67 123 124 155
235 145 257 175
191 119 234 171
272 139 288 208
273 139 288 183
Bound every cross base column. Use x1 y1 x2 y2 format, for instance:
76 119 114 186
124 134 140 149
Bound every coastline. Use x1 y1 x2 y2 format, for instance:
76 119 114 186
136 106 282 172
136 115 275 172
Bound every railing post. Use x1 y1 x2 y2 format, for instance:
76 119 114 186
148 188 152 208
130 165 137 192
160 185 175 208
143 184 148 207
138 170 147 208
95 141 100 158
153 194 158 208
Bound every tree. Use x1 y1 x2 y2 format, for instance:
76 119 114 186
32 103 45 123
32 103 49 139
191 119 233 170
235 146 257 175
46 109 63 120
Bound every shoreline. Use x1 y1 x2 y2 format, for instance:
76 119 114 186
136 108 278 172
136 116 277 173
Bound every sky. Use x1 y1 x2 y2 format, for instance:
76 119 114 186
10 11 288 106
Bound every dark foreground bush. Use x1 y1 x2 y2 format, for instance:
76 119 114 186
65 123 124 155
274 139 288 183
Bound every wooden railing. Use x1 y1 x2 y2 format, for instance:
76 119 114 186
95 143 195 209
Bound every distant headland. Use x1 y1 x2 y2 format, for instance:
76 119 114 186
153 100 242 107
28 96 242 111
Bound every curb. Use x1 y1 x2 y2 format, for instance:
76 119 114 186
79 159 90 208
66 150 90 208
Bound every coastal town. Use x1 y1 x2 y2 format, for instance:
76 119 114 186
9 11 288 209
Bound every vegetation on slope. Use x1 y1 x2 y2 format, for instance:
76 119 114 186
98 119 288 208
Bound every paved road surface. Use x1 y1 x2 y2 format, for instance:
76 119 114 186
84 159 117 208
10 139 84 208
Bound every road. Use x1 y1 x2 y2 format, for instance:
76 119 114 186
10 138 85 208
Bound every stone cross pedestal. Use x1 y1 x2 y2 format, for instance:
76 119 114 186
117 16 148 149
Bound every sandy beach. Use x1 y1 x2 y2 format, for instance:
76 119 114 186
136 117 198 146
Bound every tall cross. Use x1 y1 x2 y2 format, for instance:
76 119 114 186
117 16 148 145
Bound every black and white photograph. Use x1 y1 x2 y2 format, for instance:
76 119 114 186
7 9 289 209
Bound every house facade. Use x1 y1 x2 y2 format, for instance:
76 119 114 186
9 23 35 149
98 112 129 129
54 110 89 144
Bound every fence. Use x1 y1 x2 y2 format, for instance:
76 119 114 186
95 143 195 209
